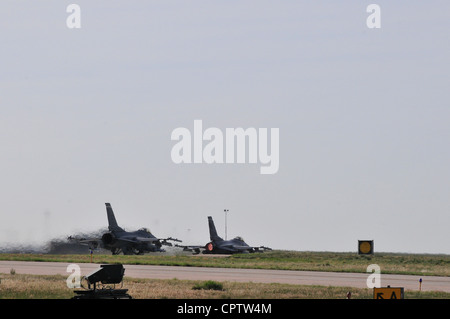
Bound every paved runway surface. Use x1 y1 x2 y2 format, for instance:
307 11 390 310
1 260 449 292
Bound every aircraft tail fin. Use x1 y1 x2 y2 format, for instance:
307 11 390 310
106 203 124 232
208 216 223 242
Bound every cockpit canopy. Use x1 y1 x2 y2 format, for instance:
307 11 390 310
233 236 244 242
138 228 152 234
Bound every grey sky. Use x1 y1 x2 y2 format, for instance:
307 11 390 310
0 1 449 254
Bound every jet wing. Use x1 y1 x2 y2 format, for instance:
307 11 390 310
135 237 160 242
119 237 182 245
247 246 272 252
175 244 203 254
231 245 252 250
160 237 182 246
113 237 158 244
67 236 101 250
226 245 272 252
220 244 244 252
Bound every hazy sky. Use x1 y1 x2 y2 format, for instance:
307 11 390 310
1 1 449 254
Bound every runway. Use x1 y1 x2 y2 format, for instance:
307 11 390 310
1 260 449 292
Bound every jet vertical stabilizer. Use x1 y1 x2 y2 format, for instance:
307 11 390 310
208 216 223 242
106 203 125 232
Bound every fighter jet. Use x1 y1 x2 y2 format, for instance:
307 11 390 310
69 203 181 255
178 216 271 254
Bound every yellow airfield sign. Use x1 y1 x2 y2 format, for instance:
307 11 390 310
358 240 374 255
373 287 404 299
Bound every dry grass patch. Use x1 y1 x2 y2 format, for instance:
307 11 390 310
1 273 449 299
0 273 370 299
0 273 73 299
124 278 360 299
1 251 449 277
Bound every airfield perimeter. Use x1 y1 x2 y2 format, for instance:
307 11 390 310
1 260 450 293
0 251 449 293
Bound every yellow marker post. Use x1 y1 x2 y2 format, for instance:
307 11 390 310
358 240 374 255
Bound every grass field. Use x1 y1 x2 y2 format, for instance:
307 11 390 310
1 273 449 299
1 250 449 299
0 250 449 276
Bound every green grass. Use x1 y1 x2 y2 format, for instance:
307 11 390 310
1 273 449 299
0 250 449 276
0 274 74 299
192 280 224 291
1 251 449 299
